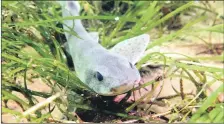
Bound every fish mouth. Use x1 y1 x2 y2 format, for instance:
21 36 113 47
97 85 133 96
96 79 141 96
110 83 133 94
109 80 140 96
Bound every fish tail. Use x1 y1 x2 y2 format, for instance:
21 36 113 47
58 1 81 17
58 1 91 41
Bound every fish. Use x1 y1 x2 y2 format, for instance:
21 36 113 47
59 1 150 96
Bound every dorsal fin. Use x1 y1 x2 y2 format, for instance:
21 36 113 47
110 34 150 64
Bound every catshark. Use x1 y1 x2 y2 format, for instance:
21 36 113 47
59 1 150 96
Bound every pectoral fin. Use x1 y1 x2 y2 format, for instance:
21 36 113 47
110 34 150 64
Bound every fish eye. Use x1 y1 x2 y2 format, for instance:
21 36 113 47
129 62 134 69
95 71 103 81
